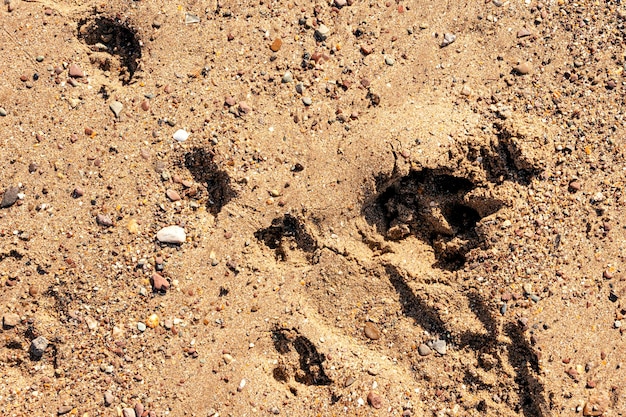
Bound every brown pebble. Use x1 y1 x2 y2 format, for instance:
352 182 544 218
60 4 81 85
2 313 20 329
238 101 252 114
514 62 532 75
270 38 283 52
166 189 181 202
225 96 236 107
141 100 150 111
568 180 581 193
517 28 532 38
583 394 609 416
58 405 73 415
164 85 172 94
96 214 113 227
29 285 38 297
134 403 144 417
20 74 28 82
151 272 170 291
603 270 614 279
364 322 381 340
367 391 383 409
84 127 94 136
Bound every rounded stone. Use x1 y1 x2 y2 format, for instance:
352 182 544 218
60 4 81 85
156 225 186 244
364 322 381 340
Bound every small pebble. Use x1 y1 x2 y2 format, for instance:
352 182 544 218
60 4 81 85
315 24 330 41
72 187 84 198
517 28 531 38
57 406 73 415
103 391 114 406
302 97 312 106
430 339 447 355
134 403 144 417
2 313 20 329
514 62 532 75
441 33 456 47
173 129 190 142
30 336 49 358
109 101 123 118
137 322 147 332
151 272 170 291
166 189 181 202
384 56 395 66
270 38 283 52
367 391 383 409
122 408 136 417
282 71 293 83
0 107 6 117
238 101 252 114
156 225 186 244
141 100 150 111
418 343 431 356
36 55 44 62
96 214 113 227
0 186 19 208
364 322 381 340
68 63 84 78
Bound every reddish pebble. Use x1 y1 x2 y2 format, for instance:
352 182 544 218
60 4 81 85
20 74 28 82
141 100 150 111
84 127 94 136
367 391 383 409
164 85 172 93
68 63 84 78
238 101 252 114
225 96 236 107
151 273 170 291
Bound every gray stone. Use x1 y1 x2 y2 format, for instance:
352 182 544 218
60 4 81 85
109 101 123 118
156 225 186 244
30 336 49 358
96 214 113 227
0 186 19 208
430 339 447 355
295 83 304 94
314 24 330 41
441 33 456 47
282 71 293 83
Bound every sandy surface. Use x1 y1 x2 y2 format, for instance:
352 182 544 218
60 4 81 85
1 0 626 415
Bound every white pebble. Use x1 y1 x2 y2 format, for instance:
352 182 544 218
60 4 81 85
173 129 190 142
156 226 186 244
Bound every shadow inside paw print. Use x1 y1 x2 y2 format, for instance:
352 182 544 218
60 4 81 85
365 169 504 270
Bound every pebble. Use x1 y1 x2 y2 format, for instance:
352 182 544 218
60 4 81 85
461 85 472 96
335 0 347 7
295 83 304 94
152 14 165 28
430 339 447 355
441 33 456 47
3 313 20 329
57 406 73 415
151 272 170 291
141 100 150 111
72 187 84 198
224 96 236 107
517 28 531 38
96 214 113 227
384 56 395 66
270 38 283 52
1 186 19 208
185 13 200 24
68 63 84 78
364 322 381 340
568 180 581 193
583 394 609 416
282 71 293 83
166 189 181 202
30 336 48 358
315 24 330 41
238 101 252 115
367 391 383 409
156 225 186 244
137 322 147 332
418 343 432 356
514 62 532 75
302 97 312 106
134 403 144 417
109 101 123 118
0 107 6 116
122 408 136 417
173 129 190 142
103 391 114 406
237 379 247 392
